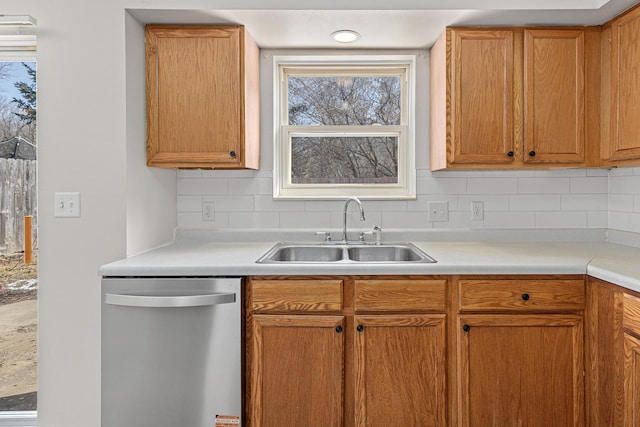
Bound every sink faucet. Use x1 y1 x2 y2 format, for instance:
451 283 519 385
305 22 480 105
342 197 366 243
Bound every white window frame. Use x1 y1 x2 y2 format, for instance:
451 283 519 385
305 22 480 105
273 55 416 199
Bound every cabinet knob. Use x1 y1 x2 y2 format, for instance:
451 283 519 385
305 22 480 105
521 293 530 301
463 324 471 332
528 151 536 157
335 326 343 333
356 324 364 332
229 151 236 158
507 151 514 157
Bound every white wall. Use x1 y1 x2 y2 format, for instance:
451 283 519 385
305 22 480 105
176 49 611 232
3 1 177 426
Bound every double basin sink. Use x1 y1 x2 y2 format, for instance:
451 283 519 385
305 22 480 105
257 242 436 264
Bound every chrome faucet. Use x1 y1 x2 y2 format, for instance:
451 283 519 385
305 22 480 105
342 197 366 243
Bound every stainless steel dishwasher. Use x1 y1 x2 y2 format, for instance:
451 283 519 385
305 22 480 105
101 277 242 427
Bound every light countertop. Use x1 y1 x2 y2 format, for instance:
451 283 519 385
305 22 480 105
99 229 640 293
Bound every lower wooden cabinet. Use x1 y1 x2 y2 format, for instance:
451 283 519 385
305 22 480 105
354 314 446 426
456 277 585 427
457 314 584 427
246 277 446 427
623 332 640 427
247 275 588 427
586 277 640 427
623 293 640 427
250 315 345 427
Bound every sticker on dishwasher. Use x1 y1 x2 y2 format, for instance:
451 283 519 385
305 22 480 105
215 414 240 426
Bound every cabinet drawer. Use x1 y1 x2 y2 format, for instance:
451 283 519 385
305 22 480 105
355 279 446 312
624 293 640 335
251 279 343 312
459 279 584 311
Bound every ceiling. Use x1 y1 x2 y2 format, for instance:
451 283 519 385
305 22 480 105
130 0 639 49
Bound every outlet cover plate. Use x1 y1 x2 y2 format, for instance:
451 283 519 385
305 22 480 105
471 201 484 221
202 202 215 221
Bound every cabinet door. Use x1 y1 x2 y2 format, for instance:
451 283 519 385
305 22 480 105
250 315 345 427
458 314 584 427
354 315 446 427
146 26 244 168
610 7 640 161
623 332 640 427
524 29 585 164
450 29 515 164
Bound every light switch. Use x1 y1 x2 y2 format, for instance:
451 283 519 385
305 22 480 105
428 201 448 222
55 192 81 218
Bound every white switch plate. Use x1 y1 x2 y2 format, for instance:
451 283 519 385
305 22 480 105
54 192 81 218
428 201 448 222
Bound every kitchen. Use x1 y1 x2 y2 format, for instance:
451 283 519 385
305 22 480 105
3 0 640 425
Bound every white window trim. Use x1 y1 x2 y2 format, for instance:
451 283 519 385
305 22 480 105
0 411 37 426
273 54 416 200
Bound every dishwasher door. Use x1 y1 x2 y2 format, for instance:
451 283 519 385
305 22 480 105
101 277 242 427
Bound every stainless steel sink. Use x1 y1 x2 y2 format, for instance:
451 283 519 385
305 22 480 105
347 245 435 262
256 242 436 264
262 245 344 262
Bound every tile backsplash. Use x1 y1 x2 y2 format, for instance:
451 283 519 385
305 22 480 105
609 167 640 233
177 167 624 232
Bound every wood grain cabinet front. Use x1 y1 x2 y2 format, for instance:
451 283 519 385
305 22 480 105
456 277 585 427
246 277 447 427
602 4 640 165
623 293 640 427
586 277 640 427
430 27 600 170
145 25 259 169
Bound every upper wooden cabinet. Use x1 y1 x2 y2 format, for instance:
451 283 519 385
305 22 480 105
430 27 600 170
602 4 640 165
431 29 515 168
145 25 260 169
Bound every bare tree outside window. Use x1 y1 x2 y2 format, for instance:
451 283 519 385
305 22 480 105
287 75 401 185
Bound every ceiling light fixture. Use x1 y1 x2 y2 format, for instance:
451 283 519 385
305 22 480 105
0 15 37 27
331 30 360 43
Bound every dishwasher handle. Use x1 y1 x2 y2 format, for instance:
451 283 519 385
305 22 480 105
105 292 236 308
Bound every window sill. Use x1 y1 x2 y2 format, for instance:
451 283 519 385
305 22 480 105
0 411 37 426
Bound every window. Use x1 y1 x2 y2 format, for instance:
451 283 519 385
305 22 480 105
0 30 37 427
274 55 416 199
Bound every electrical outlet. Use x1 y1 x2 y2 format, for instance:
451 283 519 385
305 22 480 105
202 202 215 221
471 201 484 221
428 201 448 222
54 192 81 218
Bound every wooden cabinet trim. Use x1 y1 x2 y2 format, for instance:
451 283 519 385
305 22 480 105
624 293 640 337
623 332 640 426
459 278 585 311
354 279 446 312
251 279 343 312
